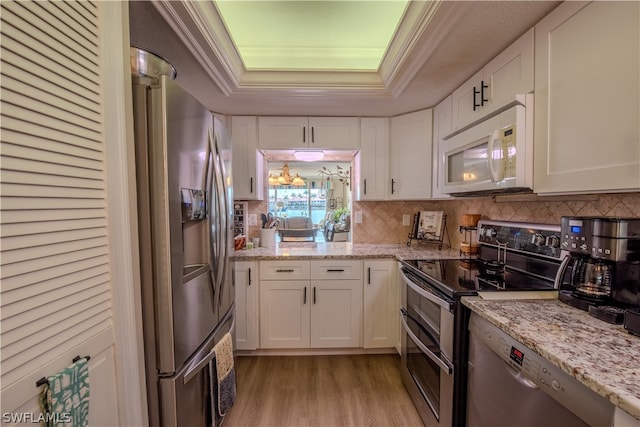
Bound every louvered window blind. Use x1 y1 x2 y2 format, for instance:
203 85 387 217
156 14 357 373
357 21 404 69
0 0 113 387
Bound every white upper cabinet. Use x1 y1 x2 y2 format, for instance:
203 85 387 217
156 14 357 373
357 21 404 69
258 116 360 150
354 118 390 201
432 96 452 199
231 116 264 200
389 109 433 200
451 28 534 132
534 1 640 194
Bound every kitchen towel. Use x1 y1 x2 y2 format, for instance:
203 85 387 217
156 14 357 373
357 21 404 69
39 357 90 426
213 332 236 417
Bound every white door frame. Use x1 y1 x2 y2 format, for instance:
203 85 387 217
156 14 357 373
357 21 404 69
101 2 148 426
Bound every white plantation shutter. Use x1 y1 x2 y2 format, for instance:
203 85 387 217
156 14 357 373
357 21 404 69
0 0 114 389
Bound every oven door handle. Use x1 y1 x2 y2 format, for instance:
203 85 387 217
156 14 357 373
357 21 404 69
400 268 454 312
400 308 454 375
554 252 572 289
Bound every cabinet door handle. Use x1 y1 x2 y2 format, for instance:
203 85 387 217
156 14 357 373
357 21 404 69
313 286 316 304
276 269 294 273
480 80 488 106
364 178 367 195
303 127 306 143
367 267 371 285
473 85 481 111
311 126 315 143
250 177 254 194
391 179 396 194
327 269 344 272
248 267 252 286
304 287 307 304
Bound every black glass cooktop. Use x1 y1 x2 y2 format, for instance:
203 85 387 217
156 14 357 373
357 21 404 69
400 258 557 299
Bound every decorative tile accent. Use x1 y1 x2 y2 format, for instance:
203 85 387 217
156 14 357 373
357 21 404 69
351 192 640 247
244 192 640 249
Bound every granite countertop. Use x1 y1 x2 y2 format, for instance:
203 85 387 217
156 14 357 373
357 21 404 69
462 296 640 420
232 242 461 260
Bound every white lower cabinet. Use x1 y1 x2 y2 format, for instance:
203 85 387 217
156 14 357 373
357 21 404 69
234 261 258 350
260 279 311 348
363 259 398 349
310 280 362 347
258 260 363 349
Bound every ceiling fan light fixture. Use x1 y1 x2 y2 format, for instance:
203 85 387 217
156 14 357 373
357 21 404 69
294 151 324 162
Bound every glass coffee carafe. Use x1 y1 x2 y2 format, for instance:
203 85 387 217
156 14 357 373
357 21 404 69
571 256 613 300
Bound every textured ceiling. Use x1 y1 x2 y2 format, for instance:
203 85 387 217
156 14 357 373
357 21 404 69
129 1 561 117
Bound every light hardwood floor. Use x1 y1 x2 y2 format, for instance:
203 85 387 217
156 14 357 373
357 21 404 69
222 354 424 427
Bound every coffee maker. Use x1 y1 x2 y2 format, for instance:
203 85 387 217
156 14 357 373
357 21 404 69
557 216 640 325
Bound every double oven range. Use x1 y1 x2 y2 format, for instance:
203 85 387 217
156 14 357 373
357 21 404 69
399 220 565 427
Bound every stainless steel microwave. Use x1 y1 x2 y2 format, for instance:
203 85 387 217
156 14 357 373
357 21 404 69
440 94 533 196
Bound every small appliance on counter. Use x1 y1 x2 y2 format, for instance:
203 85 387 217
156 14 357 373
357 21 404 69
625 308 640 336
556 216 640 326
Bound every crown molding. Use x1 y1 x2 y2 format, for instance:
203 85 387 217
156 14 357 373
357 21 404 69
153 0 464 98
381 1 468 97
153 0 240 95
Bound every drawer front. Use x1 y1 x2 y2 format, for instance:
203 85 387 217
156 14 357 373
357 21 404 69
310 260 362 280
260 260 310 280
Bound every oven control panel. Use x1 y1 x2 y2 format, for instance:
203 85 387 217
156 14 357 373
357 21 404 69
477 220 562 259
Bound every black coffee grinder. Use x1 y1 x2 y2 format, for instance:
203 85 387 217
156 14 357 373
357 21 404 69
558 216 640 325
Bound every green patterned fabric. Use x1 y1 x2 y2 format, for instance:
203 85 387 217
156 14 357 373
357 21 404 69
39 357 90 426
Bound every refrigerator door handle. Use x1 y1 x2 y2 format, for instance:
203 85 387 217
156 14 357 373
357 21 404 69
183 313 236 385
184 346 216 385
205 130 220 304
215 134 232 309
210 130 226 305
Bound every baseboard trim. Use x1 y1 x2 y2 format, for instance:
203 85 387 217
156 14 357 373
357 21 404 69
236 347 398 357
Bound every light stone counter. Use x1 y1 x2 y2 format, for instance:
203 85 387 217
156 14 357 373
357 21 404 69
462 296 640 420
232 242 461 260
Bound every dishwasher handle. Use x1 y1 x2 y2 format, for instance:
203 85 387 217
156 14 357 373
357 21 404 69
503 362 539 389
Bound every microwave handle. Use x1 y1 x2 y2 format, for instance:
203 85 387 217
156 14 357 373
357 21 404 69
488 129 503 182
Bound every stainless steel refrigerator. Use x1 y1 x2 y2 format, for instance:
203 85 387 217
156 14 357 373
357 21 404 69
131 47 235 426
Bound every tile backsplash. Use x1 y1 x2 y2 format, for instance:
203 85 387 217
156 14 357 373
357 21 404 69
245 192 640 248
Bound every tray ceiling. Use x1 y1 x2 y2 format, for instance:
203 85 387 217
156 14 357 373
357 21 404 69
130 1 561 116
215 1 409 72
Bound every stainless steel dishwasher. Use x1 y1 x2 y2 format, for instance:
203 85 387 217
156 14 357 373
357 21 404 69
466 313 615 427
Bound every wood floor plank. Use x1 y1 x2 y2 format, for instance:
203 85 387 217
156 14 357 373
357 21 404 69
223 354 424 427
